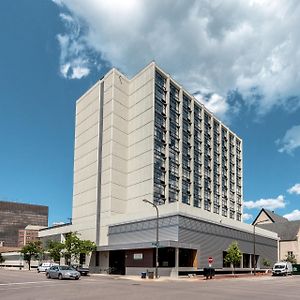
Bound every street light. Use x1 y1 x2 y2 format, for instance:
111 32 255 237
253 219 268 275
143 199 159 279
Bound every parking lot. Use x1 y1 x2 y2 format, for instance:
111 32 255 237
1 269 300 300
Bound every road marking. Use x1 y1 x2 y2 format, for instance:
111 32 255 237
0 281 50 286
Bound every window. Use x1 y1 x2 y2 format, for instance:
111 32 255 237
222 207 227 217
194 197 201 208
182 194 190 204
169 189 179 203
79 253 86 265
213 204 220 214
204 199 211 211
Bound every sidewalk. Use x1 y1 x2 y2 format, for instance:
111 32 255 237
91 272 272 282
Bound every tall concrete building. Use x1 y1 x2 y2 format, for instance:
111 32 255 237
0 201 48 247
40 63 277 275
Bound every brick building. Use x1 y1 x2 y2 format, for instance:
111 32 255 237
0 201 48 247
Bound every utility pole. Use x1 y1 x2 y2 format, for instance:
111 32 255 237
143 199 159 279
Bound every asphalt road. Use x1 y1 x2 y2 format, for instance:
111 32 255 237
1 269 300 300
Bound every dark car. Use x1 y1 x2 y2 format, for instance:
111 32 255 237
46 265 80 280
71 264 90 276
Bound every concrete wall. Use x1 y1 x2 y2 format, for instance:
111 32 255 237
0 251 39 269
72 80 101 242
126 63 155 215
280 238 300 263
108 214 278 269
99 69 129 246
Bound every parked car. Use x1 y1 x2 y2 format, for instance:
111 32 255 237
71 264 90 276
46 265 80 280
37 262 59 273
272 261 293 276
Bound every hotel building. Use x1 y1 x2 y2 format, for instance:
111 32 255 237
40 62 278 275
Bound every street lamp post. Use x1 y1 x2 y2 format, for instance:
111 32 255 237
253 219 268 275
143 199 159 279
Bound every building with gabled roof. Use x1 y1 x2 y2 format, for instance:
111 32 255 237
253 209 300 263
252 208 289 225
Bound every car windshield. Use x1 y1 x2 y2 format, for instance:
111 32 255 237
274 265 285 269
60 266 74 271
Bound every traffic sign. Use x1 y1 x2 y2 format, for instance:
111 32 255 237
208 257 213 264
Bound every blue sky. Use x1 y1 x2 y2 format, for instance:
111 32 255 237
0 0 299 226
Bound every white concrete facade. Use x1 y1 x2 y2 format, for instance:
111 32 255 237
39 62 277 253
70 62 275 244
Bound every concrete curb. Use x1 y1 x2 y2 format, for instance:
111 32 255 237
89 273 273 282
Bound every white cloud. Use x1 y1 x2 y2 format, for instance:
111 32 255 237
288 183 300 195
283 209 300 221
277 125 300 154
71 66 90 79
52 0 300 118
52 221 65 226
243 213 253 221
244 195 285 210
56 13 96 79
194 93 230 122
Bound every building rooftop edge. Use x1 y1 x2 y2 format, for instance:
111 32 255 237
107 212 278 240
0 200 48 209
39 222 72 232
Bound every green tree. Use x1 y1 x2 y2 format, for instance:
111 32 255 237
63 232 96 265
20 241 43 270
46 240 65 263
285 253 297 264
0 253 5 265
262 258 271 268
224 241 242 276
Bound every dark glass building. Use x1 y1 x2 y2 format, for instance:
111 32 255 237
0 201 48 247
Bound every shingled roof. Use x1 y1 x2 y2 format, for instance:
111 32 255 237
258 220 300 241
263 209 289 223
252 208 289 225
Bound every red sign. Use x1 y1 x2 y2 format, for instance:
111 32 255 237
208 257 213 264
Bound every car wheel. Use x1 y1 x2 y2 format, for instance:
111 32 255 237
46 273 50 279
37 270 40 273
75 276 79 280
58 274 63 280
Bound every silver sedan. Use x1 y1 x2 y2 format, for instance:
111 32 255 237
46 265 81 280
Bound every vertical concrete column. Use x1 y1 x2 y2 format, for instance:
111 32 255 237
178 87 183 205
277 238 280 262
190 96 194 207
165 76 170 203
174 247 179 278
200 106 205 210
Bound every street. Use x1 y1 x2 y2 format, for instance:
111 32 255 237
1 269 300 300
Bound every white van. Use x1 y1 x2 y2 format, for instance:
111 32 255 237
272 261 293 276
37 262 59 273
